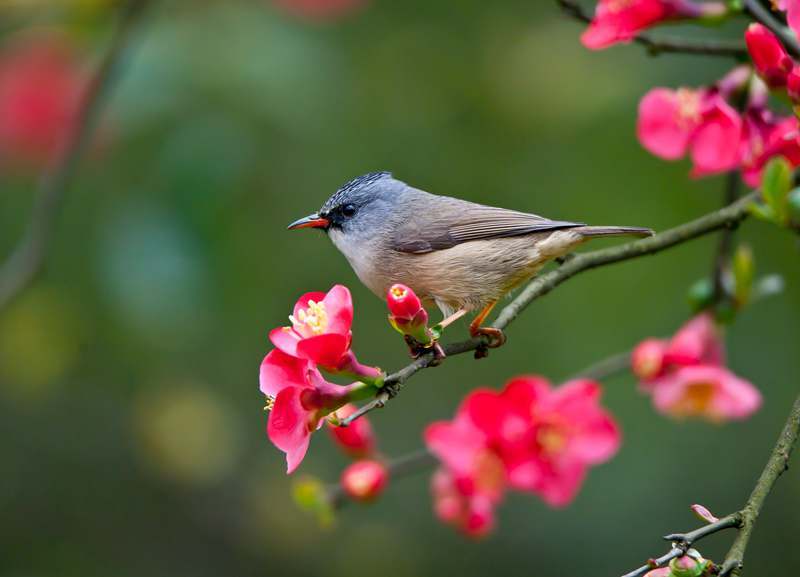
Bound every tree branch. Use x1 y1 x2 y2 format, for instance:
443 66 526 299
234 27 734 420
712 171 741 303
743 0 800 59
556 0 748 58
621 392 800 577
0 0 150 312
719 393 800 576
342 192 758 427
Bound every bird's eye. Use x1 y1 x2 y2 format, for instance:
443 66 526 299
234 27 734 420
341 204 357 217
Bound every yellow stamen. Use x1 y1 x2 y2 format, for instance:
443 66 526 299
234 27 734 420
390 286 407 299
675 88 702 128
289 299 329 336
263 395 275 412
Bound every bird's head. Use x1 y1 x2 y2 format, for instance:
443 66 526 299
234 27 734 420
288 171 403 239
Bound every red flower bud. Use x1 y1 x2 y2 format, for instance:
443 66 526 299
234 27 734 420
340 459 389 502
327 404 376 458
631 338 667 382
387 283 425 321
745 23 794 88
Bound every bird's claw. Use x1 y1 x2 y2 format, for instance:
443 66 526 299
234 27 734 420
403 335 446 365
471 327 506 359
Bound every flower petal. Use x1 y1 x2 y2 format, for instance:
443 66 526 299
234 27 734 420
322 284 354 335
259 348 310 397
267 387 312 474
269 326 300 357
637 88 693 160
296 333 350 367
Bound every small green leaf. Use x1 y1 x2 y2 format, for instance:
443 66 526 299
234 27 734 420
732 244 754 307
292 476 335 527
761 156 792 225
687 278 714 313
748 201 776 222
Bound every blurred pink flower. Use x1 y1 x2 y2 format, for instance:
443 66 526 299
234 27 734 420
327 403 376 458
431 468 495 538
632 313 761 422
581 0 722 50
0 32 85 168
651 365 761 422
776 0 800 38
340 459 388 502
260 349 370 473
637 86 742 177
271 0 367 22
741 111 800 187
745 24 794 88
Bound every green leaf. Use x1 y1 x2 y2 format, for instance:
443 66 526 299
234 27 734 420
748 201 776 222
732 244 754 307
292 476 335 527
761 156 792 225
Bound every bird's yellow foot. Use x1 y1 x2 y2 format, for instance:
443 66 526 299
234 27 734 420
471 327 506 359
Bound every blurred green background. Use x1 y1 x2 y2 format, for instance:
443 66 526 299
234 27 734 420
0 1 798 576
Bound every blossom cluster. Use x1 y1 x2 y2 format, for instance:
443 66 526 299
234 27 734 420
260 285 383 472
632 313 761 422
425 376 621 537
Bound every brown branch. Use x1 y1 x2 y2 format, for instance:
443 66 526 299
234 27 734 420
620 392 800 577
0 0 151 312
556 0 748 58
342 192 759 427
711 171 741 303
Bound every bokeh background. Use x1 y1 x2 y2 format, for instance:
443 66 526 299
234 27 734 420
0 1 798 576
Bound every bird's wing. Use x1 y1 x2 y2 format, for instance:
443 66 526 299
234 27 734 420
390 197 584 254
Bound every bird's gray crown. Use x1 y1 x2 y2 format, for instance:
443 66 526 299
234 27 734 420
321 171 394 214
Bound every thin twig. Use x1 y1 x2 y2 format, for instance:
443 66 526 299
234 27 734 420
743 0 800 59
621 393 800 577
571 349 631 381
719 393 800 576
556 0 748 58
0 0 150 312
343 192 759 427
712 172 741 303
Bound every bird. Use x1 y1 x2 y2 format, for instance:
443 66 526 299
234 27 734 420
288 171 653 349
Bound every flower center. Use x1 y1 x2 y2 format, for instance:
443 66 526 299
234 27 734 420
289 299 329 336
390 285 407 299
675 88 702 128
473 450 505 494
263 395 275 412
537 425 567 455
674 382 716 416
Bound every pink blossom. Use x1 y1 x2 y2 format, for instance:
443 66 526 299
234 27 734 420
637 87 742 177
0 32 85 168
271 0 367 22
745 23 794 88
740 108 800 187
431 468 496 539
464 377 621 507
269 285 382 383
776 0 800 39
651 365 761 421
340 459 389 502
581 0 717 50
260 349 370 473
327 403 376 458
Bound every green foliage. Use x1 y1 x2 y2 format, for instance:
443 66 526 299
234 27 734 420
751 156 793 226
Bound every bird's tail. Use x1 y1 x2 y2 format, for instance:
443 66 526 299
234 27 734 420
575 225 654 239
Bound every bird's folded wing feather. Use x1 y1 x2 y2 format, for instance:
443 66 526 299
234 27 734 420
390 198 584 254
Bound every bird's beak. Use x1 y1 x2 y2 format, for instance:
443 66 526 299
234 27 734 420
287 213 330 230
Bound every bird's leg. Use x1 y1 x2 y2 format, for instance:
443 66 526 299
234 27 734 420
470 301 506 359
438 308 468 329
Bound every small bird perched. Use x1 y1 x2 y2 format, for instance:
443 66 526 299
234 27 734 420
288 172 653 349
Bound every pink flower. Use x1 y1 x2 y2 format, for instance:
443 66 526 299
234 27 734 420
387 283 433 345
260 349 371 473
271 0 367 22
340 459 388 502
0 32 85 168
581 0 721 50
631 338 668 381
788 65 800 103
270 285 382 383
651 365 761 421
327 403 376 458
740 108 800 187
431 468 495 539
465 377 621 507
270 285 353 368
637 87 742 177
776 0 800 38
745 23 794 88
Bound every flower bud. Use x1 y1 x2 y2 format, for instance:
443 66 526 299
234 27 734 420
631 339 667 381
327 404 376 458
340 459 388 502
690 503 719 524
745 23 794 88
669 554 709 577
386 283 434 345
